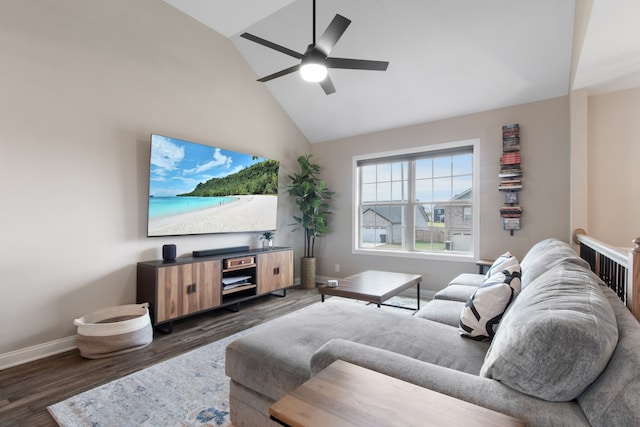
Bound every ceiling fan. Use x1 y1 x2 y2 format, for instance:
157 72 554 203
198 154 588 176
240 0 389 95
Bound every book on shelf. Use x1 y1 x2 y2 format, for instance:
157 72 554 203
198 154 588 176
499 184 523 191
501 152 521 165
502 137 520 152
500 206 522 212
499 170 523 178
500 207 523 218
502 124 520 139
500 178 521 184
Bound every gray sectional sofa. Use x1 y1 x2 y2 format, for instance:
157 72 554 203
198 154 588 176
225 238 640 426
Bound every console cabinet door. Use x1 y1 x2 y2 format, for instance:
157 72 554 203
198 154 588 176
192 260 221 313
156 260 221 323
156 264 190 323
258 250 294 293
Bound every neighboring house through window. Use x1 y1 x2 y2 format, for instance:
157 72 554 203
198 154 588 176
353 139 479 259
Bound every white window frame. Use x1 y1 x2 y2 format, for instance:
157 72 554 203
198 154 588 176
352 139 480 261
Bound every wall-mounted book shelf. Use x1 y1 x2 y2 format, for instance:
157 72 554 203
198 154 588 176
499 124 522 235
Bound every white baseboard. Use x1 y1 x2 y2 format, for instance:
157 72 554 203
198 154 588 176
0 336 76 371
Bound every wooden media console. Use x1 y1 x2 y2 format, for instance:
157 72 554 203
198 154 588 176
137 246 293 332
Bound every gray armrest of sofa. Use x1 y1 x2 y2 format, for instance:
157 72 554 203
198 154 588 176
310 339 589 427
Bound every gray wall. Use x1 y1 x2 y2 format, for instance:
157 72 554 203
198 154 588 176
0 0 310 357
311 96 571 293
587 87 640 247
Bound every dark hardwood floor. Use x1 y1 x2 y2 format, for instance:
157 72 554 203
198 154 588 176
0 287 320 426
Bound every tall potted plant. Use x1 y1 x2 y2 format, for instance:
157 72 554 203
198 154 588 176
287 154 334 289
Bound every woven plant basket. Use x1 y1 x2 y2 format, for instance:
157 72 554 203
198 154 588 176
74 303 153 359
300 256 316 289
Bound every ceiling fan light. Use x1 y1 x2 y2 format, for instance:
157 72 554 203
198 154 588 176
300 63 328 82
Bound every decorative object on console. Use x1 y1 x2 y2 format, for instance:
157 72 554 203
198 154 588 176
499 124 522 235
162 244 176 261
260 230 275 248
287 154 334 289
147 134 279 237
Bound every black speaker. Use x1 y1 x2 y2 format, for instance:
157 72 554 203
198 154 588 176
162 244 176 261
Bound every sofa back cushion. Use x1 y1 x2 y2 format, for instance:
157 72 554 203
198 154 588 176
576 287 640 427
519 238 589 289
480 260 618 401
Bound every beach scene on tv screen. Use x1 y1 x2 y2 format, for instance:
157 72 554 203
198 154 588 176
148 134 279 236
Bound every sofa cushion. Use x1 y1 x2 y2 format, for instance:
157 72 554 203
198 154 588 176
459 258 521 340
434 284 479 302
226 299 490 402
576 287 640 426
480 260 618 402
415 299 466 327
519 238 589 289
447 273 486 288
485 251 514 278
310 339 591 427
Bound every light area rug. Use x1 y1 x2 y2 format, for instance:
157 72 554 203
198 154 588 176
48 296 422 426
48 328 246 426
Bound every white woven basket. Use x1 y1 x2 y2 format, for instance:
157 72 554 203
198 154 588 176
74 303 153 359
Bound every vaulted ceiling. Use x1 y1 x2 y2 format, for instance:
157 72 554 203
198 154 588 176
164 0 640 143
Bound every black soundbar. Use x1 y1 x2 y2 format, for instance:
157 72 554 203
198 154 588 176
192 245 250 258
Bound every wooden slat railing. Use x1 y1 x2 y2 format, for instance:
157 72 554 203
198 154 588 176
573 228 640 322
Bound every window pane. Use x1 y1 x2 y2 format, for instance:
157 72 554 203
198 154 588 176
452 176 472 198
414 204 446 252
433 177 452 201
391 181 404 201
360 205 405 250
391 162 406 181
433 156 451 177
362 183 376 203
362 165 376 183
415 178 432 202
377 163 391 181
377 182 391 201
453 153 472 176
415 158 432 179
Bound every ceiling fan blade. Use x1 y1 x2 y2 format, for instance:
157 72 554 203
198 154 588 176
240 32 304 60
257 64 301 82
315 14 351 56
326 57 389 71
319 75 336 95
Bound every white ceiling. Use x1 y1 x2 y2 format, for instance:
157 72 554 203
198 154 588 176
572 0 640 94
163 0 640 143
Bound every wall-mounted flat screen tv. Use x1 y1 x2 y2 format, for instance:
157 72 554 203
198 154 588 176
147 134 279 237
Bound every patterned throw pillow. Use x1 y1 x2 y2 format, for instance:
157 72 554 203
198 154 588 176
485 251 514 278
460 257 521 340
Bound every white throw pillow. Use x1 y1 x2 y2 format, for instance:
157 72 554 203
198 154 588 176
485 251 514 278
460 257 521 340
